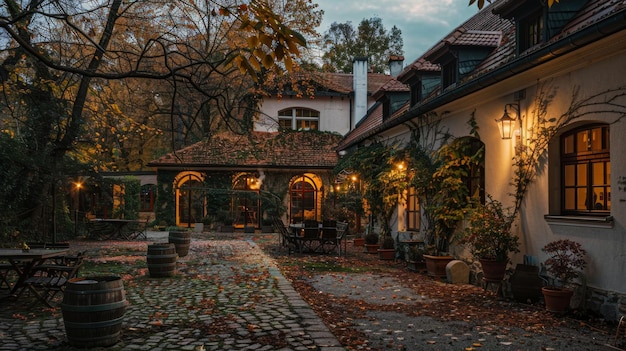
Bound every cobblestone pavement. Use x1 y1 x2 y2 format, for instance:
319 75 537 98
0 233 344 351
0 233 621 351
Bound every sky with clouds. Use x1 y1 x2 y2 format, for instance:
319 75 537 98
313 0 481 64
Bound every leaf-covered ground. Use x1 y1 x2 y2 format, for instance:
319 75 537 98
258 237 620 351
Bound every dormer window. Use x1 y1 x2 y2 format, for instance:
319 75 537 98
278 108 320 130
398 60 440 107
494 0 589 56
425 29 500 91
519 10 544 52
442 60 457 89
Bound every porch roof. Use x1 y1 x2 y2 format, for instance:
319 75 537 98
147 131 343 170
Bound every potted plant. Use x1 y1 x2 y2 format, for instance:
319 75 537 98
460 196 520 282
378 236 395 260
364 233 380 254
353 232 365 247
541 239 587 313
406 245 426 272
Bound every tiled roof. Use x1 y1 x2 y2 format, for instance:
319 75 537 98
293 71 396 96
148 131 343 169
339 102 383 149
371 78 410 100
396 58 440 82
340 0 626 150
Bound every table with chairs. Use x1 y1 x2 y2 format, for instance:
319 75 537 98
273 217 348 255
0 247 84 308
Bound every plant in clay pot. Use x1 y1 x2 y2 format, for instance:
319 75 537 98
541 239 587 313
460 196 520 281
406 245 426 272
378 236 395 260
364 233 380 254
353 232 365 247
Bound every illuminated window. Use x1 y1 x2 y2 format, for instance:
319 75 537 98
406 187 420 231
278 108 320 130
561 125 610 214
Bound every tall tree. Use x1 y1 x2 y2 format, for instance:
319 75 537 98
321 17 403 73
0 0 311 240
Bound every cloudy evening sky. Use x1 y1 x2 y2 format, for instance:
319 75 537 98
313 0 481 65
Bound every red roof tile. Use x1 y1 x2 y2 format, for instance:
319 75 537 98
148 131 343 169
284 71 397 96
341 0 626 150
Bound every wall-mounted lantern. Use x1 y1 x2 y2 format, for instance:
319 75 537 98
496 102 520 140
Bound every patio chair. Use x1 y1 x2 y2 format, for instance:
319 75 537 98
19 252 84 307
334 222 349 257
300 226 322 253
273 216 298 254
320 226 338 254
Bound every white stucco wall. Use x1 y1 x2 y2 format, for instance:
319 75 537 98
256 96 352 135
378 34 626 295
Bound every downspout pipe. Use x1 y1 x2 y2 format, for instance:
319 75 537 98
341 9 626 150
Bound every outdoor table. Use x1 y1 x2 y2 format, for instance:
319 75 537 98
0 248 69 297
288 225 340 254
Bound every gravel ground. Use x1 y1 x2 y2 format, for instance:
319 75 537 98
307 273 616 351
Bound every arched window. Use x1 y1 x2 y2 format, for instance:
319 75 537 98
290 175 318 223
278 108 320 130
561 124 610 214
176 173 205 227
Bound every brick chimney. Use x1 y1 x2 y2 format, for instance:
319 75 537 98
352 57 368 129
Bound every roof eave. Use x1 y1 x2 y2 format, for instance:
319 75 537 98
338 9 626 151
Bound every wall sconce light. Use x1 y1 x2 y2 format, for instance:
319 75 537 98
496 102 519 140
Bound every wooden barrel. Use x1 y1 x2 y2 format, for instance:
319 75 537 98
61 276 126 348
168 231 191 257
147 243 177 277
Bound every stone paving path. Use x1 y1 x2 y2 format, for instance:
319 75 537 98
0 236 345 351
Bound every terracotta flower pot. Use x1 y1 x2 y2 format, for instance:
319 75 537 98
353 238 365 247
423 254 453 278
377 248 395 260
479 259 508 282
364 244 380 254
542 287 574 313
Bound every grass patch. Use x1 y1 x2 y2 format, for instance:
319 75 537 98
81 259 146 276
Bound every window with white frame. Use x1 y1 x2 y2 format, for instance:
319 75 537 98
278 108 320 130
561 125 610 214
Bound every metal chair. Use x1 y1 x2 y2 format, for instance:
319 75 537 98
335 222 349 256
18 252 84 307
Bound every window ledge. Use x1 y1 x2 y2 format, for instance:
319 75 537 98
544 215 614 228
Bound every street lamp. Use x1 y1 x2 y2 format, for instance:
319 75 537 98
74 182 82 236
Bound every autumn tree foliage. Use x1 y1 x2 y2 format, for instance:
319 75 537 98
0 0 315 240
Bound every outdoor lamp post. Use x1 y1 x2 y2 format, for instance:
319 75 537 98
74 182 82 237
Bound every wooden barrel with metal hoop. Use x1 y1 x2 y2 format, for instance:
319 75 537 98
61 276 126 348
